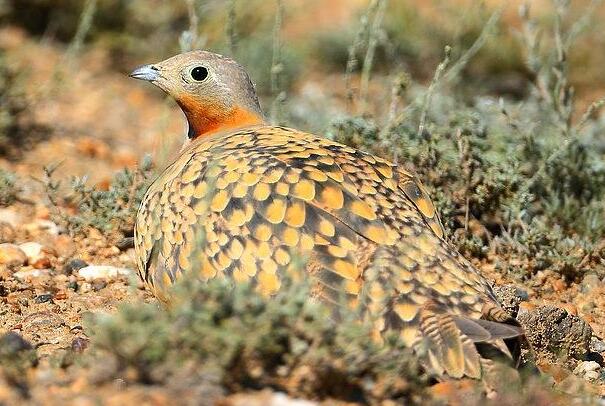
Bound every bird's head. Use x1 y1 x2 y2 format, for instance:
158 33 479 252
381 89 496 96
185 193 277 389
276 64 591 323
130 50 265 140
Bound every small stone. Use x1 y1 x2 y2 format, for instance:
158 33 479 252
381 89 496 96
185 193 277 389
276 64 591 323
35 204 50 220
560 303 578 316
77 265 134 281
584 370 600 381
92 280 107 291
63 258 88 275
552 279 566 293
19 242 43 260
100 246 120 257
0 331 33 354
54 291 67 300
492 285 529 317
19 242 54 268
581 273 601 293
32 257 51 269
0 221 15 243
518 305 592 362
591 337 605 353
517 301 536 316
79 282 92 293
24 219 60 236
71 337 89 353
0 243 27 266
0 208 21 227
0 331 37 370
34 293 53 304
225 391 318 406
54 235 77 257
573 361 602 382
116 237 134 250
13 268 51 282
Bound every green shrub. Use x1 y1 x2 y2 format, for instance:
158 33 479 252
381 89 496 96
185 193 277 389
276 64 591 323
86 276 429 404
0 168 17 206
324 2 605 282
43 157 152 236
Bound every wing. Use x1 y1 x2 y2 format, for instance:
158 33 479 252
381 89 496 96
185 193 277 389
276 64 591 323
135 127 395 300
134 126 523 379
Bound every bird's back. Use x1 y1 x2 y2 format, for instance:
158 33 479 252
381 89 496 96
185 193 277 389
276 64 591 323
134 125 524 380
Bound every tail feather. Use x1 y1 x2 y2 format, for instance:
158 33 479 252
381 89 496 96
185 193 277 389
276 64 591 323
453 316 524 342
418 303 480 379
361 239 527 381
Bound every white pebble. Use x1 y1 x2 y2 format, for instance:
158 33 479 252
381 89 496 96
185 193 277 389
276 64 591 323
0 209 21 227
574 361 600 373
77 265 134 281
268 393 317 406
24 220 60 236
574 360 602 382
14 268 51 281
19 242 44 262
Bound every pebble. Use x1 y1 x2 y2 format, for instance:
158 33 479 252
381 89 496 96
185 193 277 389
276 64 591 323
0 208 21 227
552 278 566 293
560 303 578 316
573 361 602 382
226 392 318 406
19 242 53 268
518 305 592 361
116 237 134 250
19 242 43 260
71 337 89 353
581 273 601 293
517 301 536 315
13 268 51 282
54 291 67 300
63 258 88 275
92 280 107 291
591 337 605 353
54 235 77 258
492 285 529 317
0 221 15 243
77 265 134 281
0 243 27 266
34 293 53 304
0 331 33 353
24 219 60 236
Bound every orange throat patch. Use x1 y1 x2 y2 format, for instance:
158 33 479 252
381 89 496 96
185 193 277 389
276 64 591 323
177 94 264 139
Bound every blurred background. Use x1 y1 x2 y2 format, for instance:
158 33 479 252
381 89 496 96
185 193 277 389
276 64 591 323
0 0 603 174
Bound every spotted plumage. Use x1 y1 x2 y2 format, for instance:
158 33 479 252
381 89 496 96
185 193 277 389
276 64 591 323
130 50 525 381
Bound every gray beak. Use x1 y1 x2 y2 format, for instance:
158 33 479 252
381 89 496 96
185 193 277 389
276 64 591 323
129 64 160 82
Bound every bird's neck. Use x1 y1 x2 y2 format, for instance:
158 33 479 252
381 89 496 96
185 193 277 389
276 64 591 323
177 95 265 140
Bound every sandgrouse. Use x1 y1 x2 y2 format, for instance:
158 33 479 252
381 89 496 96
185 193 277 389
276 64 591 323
130 50 525 381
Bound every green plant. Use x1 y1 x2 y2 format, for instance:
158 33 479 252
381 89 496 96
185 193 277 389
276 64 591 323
0 168 17 207
42 157 153 236
86 276 429 404
325 1 605 282
0 51 48 158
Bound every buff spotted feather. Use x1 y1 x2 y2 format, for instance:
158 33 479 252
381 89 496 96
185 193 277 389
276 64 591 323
130 50 527 382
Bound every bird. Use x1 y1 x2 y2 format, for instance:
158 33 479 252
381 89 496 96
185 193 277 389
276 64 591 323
130 50 526 382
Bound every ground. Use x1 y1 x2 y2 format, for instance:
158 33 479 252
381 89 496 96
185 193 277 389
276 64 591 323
1 0 605 404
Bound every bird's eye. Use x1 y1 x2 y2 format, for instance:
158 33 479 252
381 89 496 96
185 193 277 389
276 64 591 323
190 66 209 82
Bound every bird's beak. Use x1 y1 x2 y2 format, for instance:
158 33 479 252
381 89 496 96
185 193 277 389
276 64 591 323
129 64 160 82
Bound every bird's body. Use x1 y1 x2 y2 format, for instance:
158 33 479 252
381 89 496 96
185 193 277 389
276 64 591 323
130 50 525 381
